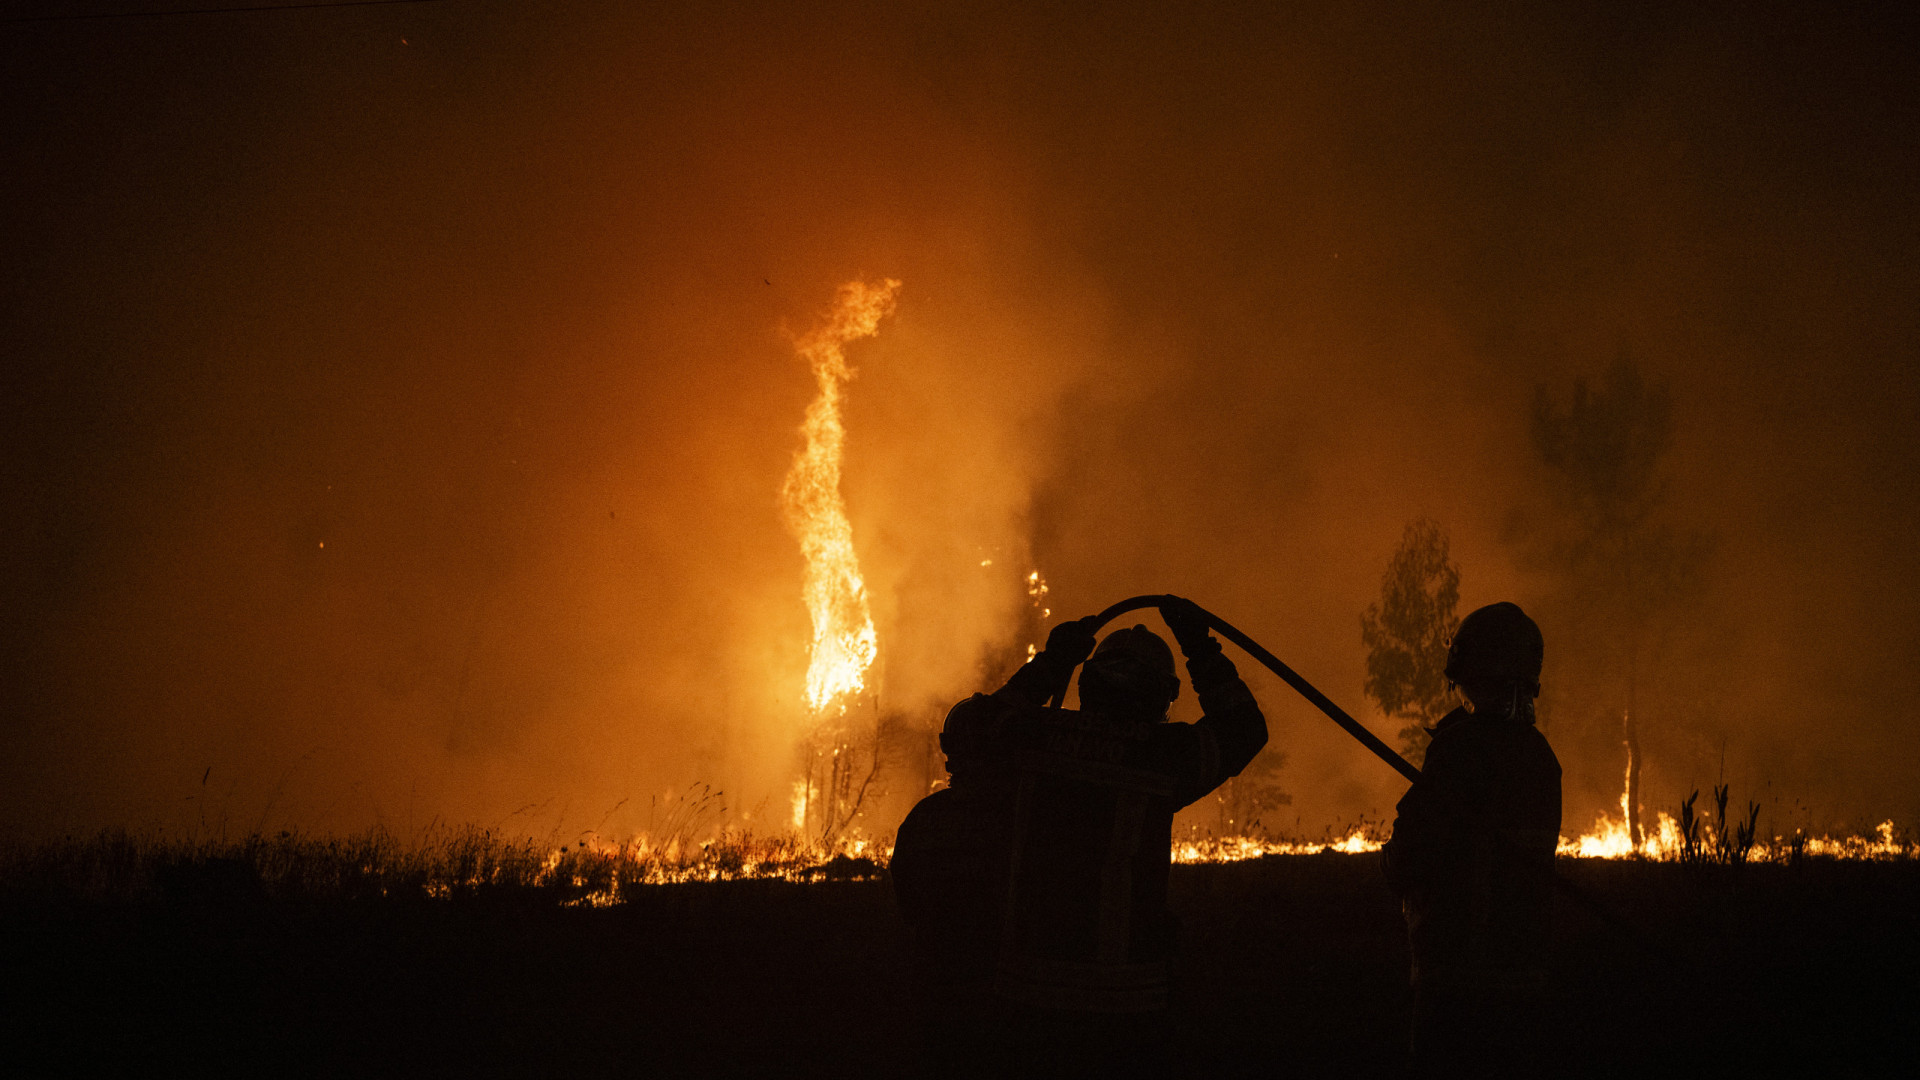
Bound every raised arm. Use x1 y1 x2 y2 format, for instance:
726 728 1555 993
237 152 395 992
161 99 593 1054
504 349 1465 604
941 616 1100 780
1161 597 1268 804
992 616 1101 707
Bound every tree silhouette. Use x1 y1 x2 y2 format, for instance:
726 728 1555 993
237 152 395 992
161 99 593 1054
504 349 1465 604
1527 356 1706 846
1361 518 1462 767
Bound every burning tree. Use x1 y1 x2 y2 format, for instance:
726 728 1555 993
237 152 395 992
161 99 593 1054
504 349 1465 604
1522 356 1707 847
780 278 901 845
1360 518 1462 767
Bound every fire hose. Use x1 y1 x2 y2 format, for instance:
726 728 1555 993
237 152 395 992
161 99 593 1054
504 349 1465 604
1055 594 1681 967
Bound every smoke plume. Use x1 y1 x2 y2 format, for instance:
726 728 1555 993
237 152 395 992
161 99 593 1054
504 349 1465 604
3 2 1914 840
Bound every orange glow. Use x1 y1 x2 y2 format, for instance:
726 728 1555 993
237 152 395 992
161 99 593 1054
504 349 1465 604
1553 760 1918 860
527 832 883 905
1172 825 1386 863
1558 812 1917 862
780 278 902 713
513 816 1916 901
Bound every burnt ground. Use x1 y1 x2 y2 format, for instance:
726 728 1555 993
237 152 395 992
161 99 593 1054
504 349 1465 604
2 855 1915 1078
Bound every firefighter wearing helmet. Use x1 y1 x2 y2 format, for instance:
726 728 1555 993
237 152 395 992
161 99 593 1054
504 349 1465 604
1385 602 1562 1079
893 597 1267 1078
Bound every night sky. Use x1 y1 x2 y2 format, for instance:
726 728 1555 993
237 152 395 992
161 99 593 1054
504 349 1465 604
4 1 1916 841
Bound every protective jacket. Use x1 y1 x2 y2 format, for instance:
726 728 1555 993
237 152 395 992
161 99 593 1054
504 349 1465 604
1384 705 1561 990
893 634 1266 1014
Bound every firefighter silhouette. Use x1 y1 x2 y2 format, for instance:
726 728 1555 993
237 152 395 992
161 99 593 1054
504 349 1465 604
893 597 1267 1078
1384 602 1562 1079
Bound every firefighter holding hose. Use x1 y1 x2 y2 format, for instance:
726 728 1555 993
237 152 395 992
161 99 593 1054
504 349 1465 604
893 596 1267 1079
1385 602 1562 1078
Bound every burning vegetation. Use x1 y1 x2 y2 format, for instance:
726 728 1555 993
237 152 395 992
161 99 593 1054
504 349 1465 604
5 809 1912 915
712 279 1920 885
5 274 1909 914
780 279 900 716
14 275 1860 903
6 8 1918 1074
781 279 901 845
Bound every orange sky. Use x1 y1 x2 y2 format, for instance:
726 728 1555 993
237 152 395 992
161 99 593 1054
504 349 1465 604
3 2 1915 841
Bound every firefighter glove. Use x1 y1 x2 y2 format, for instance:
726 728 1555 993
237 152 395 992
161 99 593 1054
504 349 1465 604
1041 616 1101 668
1159 597 1220 660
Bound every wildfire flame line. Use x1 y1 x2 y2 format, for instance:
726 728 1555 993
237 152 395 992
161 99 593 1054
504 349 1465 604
780 278 901 713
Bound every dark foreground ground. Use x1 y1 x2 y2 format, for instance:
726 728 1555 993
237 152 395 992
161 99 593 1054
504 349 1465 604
4 855 1915 1078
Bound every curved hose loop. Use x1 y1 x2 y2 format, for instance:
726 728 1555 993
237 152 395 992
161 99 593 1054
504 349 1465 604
1054 594 1421 784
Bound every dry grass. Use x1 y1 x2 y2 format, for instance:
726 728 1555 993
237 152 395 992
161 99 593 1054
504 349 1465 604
0 825 882 909
4 808 1908 911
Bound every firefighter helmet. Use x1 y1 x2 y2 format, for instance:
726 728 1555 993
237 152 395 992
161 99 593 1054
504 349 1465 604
1079 625 1179 712
1444 602 1543 693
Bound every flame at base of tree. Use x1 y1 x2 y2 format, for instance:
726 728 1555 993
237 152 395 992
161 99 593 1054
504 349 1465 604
1548 756 1912 861
789 705 883 843
1555 811 1914 862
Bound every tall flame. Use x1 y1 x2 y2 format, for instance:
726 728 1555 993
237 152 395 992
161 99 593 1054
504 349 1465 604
780 278 901 713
